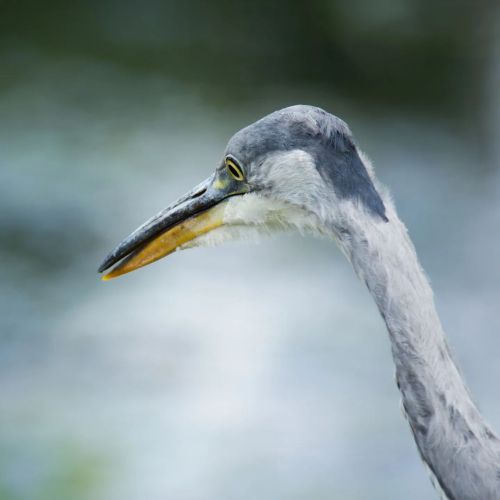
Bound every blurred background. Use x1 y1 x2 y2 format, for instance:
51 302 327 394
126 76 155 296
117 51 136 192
1 1 499 498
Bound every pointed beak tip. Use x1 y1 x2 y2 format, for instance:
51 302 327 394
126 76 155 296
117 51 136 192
100 266 126 281
97 256 113 274
97 175 233 282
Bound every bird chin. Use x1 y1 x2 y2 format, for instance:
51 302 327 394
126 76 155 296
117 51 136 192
179 222 284 251
181 192 325 251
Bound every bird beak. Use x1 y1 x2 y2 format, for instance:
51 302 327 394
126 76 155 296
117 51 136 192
98 171 246 280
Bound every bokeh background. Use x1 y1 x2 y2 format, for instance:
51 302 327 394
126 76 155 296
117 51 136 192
1 1 499 499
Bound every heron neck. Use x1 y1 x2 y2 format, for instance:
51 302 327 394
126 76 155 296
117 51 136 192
334 206 500 499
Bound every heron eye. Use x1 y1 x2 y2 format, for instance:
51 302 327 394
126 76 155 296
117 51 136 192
225 158 245 181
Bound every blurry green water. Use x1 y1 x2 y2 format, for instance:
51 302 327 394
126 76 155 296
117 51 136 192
1 2 500 499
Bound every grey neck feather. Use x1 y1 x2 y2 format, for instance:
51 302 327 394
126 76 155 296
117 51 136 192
332 199 500 500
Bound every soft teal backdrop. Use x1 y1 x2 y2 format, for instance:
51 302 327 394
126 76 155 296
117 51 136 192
1 1 499 499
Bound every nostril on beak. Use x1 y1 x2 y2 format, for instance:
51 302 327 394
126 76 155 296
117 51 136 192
192 187 207 199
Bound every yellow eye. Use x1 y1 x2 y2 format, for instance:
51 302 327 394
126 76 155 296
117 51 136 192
225 157 245 181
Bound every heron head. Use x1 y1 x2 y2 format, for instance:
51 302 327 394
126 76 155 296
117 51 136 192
99 105 387 280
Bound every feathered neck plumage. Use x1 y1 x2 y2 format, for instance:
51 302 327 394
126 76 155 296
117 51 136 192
331 193 500 500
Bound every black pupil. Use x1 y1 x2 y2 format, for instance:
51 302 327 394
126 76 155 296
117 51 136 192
228 163 241 179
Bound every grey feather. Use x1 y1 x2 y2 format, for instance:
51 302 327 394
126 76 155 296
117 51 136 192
225 105 388 221
226 105 500 498
102 104 500 499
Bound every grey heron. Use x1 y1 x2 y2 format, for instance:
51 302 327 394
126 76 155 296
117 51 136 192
98 105 500 499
